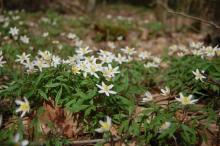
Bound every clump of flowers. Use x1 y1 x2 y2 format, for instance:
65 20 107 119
168 42 220 58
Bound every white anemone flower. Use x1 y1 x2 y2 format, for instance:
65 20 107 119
38 50 52 61
191 49 203 56
71 64 81 75
192 69 206 82
159 122 171 133
95 116 112 133
13 133 29 146
34 59 49 72
16 52 30 64
121 46 136 55
161 86 170 96
9 27 19 36
190 42 203 49
96 82 116 96
67 33 77 40
0 51 6 67
176 93 198 105
152 56 161 64
144 62 159 68
115 53 127 64
15 97 30 117
204 46 216 57
98 50 113 56
86 62 101 78
42 32 49 37
102 64 120 80
99 55 114 64
138 51 151 60
107 42 116 49
141 91 153 102
51 55 61 67
23 61 37 74
20 35 30 44
76 47 92 55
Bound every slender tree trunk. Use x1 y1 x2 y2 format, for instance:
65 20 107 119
87 0 96 12
155 0 168 24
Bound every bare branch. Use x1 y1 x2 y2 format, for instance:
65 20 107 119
157 0 220 29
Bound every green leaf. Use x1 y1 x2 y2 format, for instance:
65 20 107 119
69 104 89 112
120 120 129 132
158 123 177 139
55 87 62 105
35 72 44 87
38 89 48 100
84 106 96 117
45 83 61 88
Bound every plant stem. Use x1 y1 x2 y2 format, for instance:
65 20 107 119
216 117 220 146
110 132 114 146
181 107 188 123
167 95 170 111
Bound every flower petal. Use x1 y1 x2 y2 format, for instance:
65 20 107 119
95 128 104 133
14 133 20 142
21 140 29 146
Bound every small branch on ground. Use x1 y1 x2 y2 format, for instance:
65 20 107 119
71 137 120 145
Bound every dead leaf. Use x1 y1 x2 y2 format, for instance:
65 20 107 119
39 100 82 138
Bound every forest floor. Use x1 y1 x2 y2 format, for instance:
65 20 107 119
22 4 205 55
0 4 218 146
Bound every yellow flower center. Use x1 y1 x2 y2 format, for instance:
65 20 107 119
72 66 80 74
20 103 29 111
90 65 96 72
182 97 190 105
102 122 110 130
103 85 109 92
217 50 220 56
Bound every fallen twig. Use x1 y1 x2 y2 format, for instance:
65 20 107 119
71 137 121 145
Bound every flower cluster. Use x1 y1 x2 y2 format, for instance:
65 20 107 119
0 10 24 29
8 26 30 44
169 42 220 58
16 51 61 73
138 51 161 68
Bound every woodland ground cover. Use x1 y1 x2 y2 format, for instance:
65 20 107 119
0 4 220 146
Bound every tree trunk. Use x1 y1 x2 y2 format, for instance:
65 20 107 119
155 0 168 24
87 0 96 12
